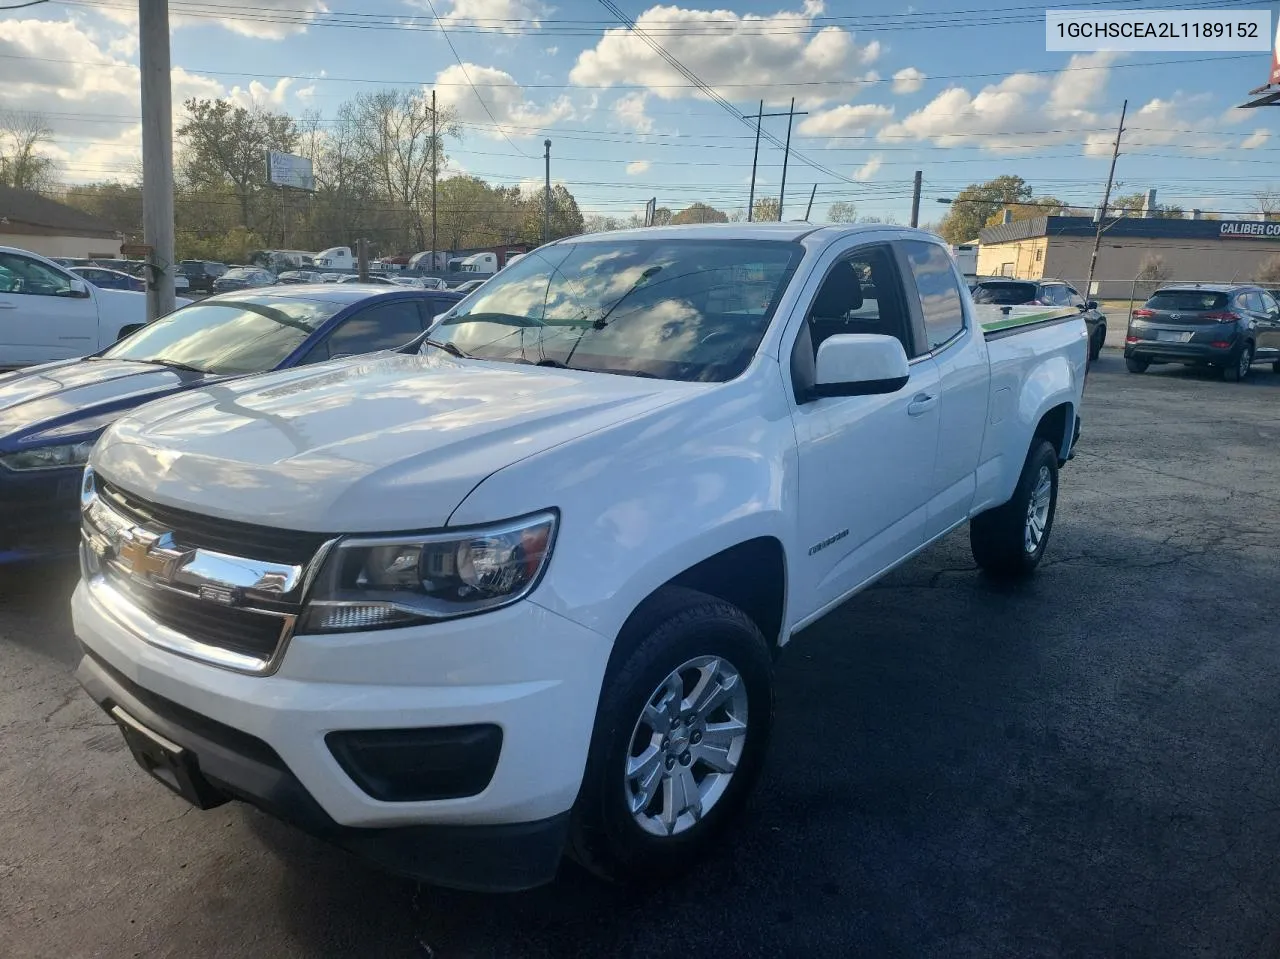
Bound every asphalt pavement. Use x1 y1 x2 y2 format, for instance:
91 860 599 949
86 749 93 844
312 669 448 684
3 351 1280 958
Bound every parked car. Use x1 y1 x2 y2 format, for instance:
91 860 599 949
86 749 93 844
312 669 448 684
970 278 1106 361
0 285 462 563
452 278 487 294
277 270 325 284
0 246 191 371
70 266 146 293
69 224 1087 891
212 267 276 292
177 260 228 293
1125 284 1280 380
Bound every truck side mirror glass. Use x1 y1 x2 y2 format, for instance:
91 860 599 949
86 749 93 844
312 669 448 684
66 278 91 298
807 334 910 400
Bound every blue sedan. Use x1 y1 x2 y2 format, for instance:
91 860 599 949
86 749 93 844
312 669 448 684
0 285 460 563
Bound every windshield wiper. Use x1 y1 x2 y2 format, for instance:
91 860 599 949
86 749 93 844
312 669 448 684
423 337 470 359
150 359 207 373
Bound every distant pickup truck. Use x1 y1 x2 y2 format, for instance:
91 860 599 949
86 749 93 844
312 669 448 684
72 224 1087 892
1 246 189 370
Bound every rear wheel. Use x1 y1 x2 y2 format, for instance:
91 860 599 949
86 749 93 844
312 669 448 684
569 587 774 885
1125 357 1149 373
970 440 1059 579
1223 342 1253 382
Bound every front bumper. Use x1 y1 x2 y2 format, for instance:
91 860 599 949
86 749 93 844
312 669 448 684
72 580 612 889
0 466 82 564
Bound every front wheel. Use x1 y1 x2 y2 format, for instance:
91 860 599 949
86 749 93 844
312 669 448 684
970 440 1059 579
1089 326 1105 362
569 587 774 885
1223 342 1253 382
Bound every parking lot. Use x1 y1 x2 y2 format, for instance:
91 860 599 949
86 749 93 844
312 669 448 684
2 352 1279 958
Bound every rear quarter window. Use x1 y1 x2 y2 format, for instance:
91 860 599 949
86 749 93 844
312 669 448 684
971 282 1037 305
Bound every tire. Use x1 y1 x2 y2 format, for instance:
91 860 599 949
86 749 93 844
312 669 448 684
970 439 1059 579
568 586 774 885
1089 326 1104 362
1125 357 1149 373
1223 342 1253 382
1273 360 1280 374
116 324 143 341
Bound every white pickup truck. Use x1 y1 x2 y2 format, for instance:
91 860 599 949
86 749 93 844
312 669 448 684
72 224 1087 892
0 245 185 370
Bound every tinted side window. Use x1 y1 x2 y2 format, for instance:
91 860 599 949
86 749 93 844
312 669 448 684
1260 291 1279 314
0 252 72 297
1242 292 1265 314
1045 285 1070 306
902 240 965 350
313 301 425 361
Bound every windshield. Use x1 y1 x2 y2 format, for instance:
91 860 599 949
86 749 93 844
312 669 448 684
427 238 803 382
1145 290 1229 311
971 282 1038 305
222 268 259 280
101 295 344 374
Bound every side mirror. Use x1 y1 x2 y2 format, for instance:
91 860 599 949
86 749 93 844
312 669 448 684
66 278 91 298
808 334 910 400
1086 300 1098 311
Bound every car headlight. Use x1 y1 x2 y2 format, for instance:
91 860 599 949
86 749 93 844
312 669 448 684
0 440 97 472
299 510 558 633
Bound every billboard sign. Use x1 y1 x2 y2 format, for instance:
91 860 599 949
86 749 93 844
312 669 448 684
644 197 657 227
266 151 315 191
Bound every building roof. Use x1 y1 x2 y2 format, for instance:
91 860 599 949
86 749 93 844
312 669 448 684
980 215 1280 245
0 185 120 238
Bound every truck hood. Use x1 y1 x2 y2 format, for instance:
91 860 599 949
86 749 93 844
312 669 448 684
94 352 700 532
0 359 217 446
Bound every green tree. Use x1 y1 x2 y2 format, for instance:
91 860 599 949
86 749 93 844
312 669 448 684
672 202 728 224
983 196 1072 228
1110 193 1184 219
937 175 1033 245
177 98 299 230
0 110 58 193
62 180 143 241
826 200 858 223
751 197 781 222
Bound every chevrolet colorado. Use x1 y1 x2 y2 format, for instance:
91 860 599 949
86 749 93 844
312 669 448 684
71 224 1087 891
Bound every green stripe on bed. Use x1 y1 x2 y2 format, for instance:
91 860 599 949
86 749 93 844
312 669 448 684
978 308 1077 333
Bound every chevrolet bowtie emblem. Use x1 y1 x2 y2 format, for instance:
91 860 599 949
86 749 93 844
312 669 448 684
117 530 186 583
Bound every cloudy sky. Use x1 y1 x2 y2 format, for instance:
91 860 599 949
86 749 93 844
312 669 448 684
2 0 1278 223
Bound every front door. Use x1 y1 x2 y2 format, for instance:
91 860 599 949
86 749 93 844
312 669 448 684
1251 290 1280 361
0 251 99 368
788 241 942 620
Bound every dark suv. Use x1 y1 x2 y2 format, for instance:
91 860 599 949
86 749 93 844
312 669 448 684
177 260 228 293
970 278 1107 361
1125 284 1280 381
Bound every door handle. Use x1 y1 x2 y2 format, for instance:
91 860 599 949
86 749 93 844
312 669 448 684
907 392 938 416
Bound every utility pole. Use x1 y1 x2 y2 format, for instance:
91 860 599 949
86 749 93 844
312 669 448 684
804 184 817 220
747 101 762 222
543 139 552 245
431 89 438 261
1085 98 1127 302
139 0 175 321
357 237 369 281
909 170 922 228
778 97 795 221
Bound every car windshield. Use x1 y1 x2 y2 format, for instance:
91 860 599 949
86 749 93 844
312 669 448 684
100 295 344 374
222 268 258 280
971 282 1038 305
1146 290 1229 311
426 238 803 382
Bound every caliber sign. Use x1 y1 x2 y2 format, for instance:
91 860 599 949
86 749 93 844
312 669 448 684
1219 221 1280 238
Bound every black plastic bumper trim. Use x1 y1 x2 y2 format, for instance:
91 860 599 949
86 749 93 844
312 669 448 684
75 647 569 891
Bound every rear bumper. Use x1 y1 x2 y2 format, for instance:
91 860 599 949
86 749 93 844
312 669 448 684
76 648 570 891
1124 337 1238 364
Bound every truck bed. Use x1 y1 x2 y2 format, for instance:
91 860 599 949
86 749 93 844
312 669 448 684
974 304 1082 338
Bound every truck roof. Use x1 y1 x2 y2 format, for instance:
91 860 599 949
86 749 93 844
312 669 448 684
566 222 940 247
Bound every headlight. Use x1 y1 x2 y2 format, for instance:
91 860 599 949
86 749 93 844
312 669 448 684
299 510 558 633
0 440 96 472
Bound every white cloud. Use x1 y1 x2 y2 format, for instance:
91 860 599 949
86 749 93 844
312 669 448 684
854 155 882 181
613 92 654 133
544 46 559 56
99 0 331 39
414 0 546 35
570 3 882 107
892 67 925 95
228 78 294 109
1241 129 1271 149
1047 51 1118 119
626 160 652 175
434 63 573 137
800 103 894 136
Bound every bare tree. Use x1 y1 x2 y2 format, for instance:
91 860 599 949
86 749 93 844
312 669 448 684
0 110 58 193
1256 254 1280 286
1253 188 1280 222
826 200 858 223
